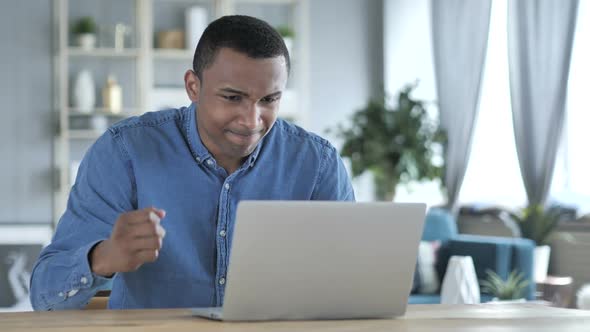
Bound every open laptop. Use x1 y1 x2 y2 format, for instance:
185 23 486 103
192 201 426 321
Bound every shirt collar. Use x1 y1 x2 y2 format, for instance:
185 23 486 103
185 102 264 168
185 103 211 164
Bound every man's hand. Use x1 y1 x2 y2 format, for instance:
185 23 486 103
90 207 167 277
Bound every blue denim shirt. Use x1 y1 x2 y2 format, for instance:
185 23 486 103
30 104 355 310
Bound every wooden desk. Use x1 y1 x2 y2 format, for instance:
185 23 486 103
2 303 590 332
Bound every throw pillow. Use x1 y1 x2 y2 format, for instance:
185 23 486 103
412 240 441 294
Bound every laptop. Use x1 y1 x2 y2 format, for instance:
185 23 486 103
192 201 426 321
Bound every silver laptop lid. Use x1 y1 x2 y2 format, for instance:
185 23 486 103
221 201 426 321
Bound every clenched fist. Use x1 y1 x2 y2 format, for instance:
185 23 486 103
90 207 167 277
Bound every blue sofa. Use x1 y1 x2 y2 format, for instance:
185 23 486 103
409 208 536 304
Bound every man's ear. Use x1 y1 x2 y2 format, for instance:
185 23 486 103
184 70 201 103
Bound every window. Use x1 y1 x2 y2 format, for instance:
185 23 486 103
549 0 590 214
458 0 527 208
385 0 589 214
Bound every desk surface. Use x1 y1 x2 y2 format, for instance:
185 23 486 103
2 303 590 332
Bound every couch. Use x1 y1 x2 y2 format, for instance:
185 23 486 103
409 208 536 304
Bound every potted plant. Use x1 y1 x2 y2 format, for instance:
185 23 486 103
480 269 529 301
72 16 97 50
508 204 570 246
508 204 571 282
276 25 294 57
331 83 447 201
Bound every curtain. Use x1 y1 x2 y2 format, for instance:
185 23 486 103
431 0 492 210
508 0 579 205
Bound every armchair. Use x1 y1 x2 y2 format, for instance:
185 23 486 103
409 208 535 304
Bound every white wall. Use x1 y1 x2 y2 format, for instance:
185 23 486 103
0 1 53 224
308 0 384 201
308 0 384 136
384 0 435 104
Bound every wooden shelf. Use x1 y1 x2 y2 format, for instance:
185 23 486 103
235 0 298 4
53 0 309 225
68 130 104 140
153 49 194 60
68 108 138 117
67 47 141 58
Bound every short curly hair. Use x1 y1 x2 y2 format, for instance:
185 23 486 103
192 15 290 81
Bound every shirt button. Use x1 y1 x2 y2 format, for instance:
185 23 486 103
80 277 88 285
58 292 64 297
196 157 201 163
224 183 230 190
68 289 79 297
207 159 213 166
219 277 226 285
219 230 226 237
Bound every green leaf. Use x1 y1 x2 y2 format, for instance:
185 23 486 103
512 204 570 244
330 83 447 200
72 16 97 35
480 269 529 300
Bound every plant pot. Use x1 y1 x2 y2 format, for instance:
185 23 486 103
373 172 396 201
77 33 96 50
157 30 185 49
534 245 551 283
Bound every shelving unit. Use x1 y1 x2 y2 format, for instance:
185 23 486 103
67 47 142 57
52 0 310 225
152 49 194 60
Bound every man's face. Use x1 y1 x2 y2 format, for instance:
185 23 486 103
185 48 288 168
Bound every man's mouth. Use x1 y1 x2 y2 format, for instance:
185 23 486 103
226 129 263 144
227 129 263 137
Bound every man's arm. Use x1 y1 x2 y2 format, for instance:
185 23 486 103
311 144 355 201
30 130 135 310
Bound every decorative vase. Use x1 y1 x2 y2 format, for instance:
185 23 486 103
102 74 122 113
440 256 481 304
77 33 96 50
72 70 95 113
534 245 551 282
114 23 131 50
185 6 208 51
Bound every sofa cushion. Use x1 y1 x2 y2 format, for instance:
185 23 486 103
411 262 420 294
408 294 442 304
446 234 512 282
422 208 457 242
412 241 441 294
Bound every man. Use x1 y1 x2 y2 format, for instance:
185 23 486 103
30 15 354 310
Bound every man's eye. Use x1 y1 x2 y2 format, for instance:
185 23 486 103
261 96 278 104
223 95 242 102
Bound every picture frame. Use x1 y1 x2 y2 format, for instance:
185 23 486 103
0 224 52 312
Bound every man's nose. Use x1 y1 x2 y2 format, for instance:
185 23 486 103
240 102 261 129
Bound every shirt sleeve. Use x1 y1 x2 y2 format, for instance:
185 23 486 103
311 144 356 201
30 129 136 310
